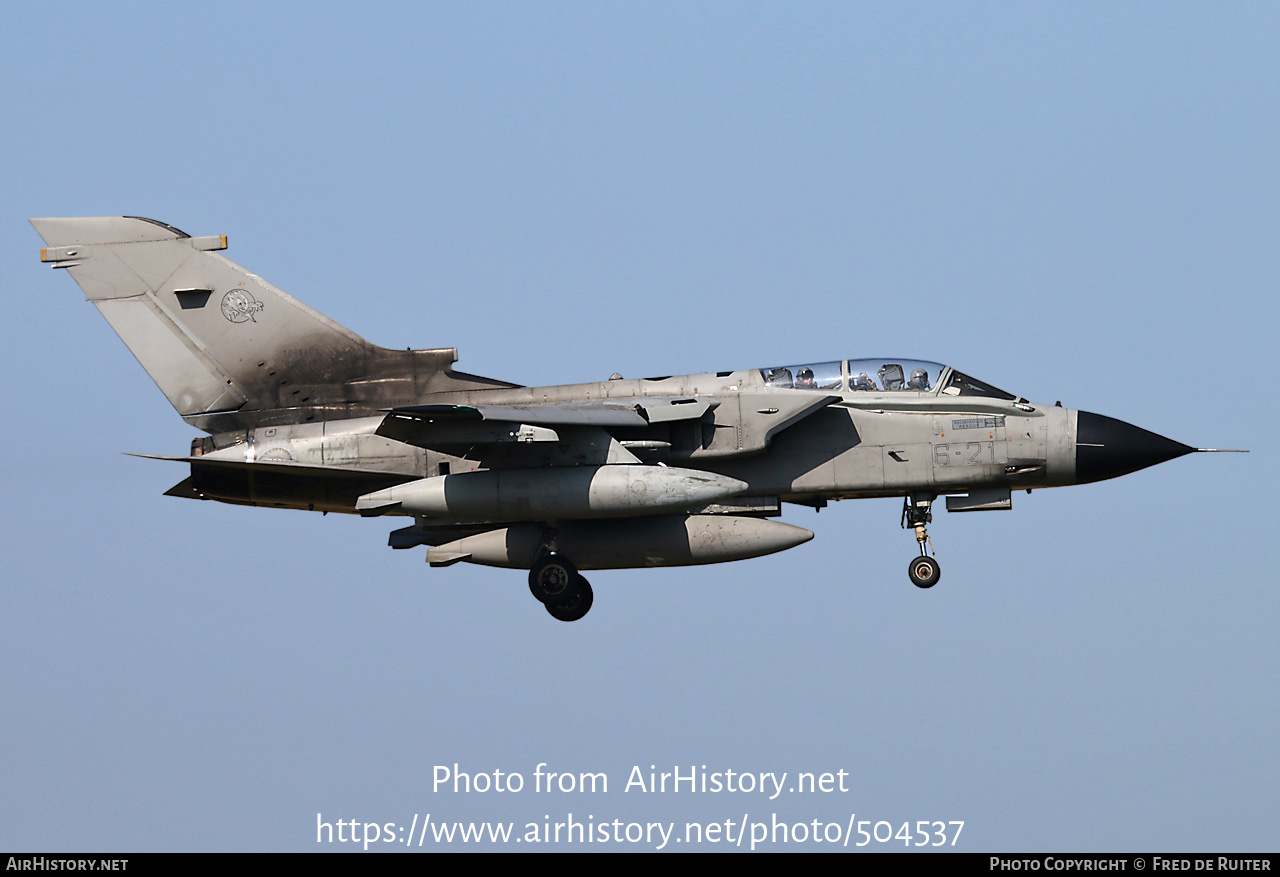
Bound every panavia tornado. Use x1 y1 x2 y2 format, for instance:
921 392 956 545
32 216 1242 621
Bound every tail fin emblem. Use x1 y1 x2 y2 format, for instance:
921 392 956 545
220 289 265 323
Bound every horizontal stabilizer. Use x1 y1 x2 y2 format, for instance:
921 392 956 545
163 476 204 499
129 453 419 481
138 453 419 512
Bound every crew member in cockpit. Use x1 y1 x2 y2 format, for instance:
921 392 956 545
907 368 931 391
795 367 817 389
765 367 793 387
851 372 876 391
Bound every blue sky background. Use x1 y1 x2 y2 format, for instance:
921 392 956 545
1 2 1276 852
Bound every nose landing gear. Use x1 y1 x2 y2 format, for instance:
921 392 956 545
908 554 940 589
901 494 941 588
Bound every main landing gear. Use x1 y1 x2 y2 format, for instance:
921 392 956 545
529 552 594 622
901 494 941 588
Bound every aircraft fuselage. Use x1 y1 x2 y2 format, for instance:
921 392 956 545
33 216 1221 621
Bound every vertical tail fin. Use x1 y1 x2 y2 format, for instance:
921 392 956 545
32 217 513 432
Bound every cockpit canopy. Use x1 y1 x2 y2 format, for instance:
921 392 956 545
760 359 1019 401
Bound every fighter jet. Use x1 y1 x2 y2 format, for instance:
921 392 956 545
32 216 1242 621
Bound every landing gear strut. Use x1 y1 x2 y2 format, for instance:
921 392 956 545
528 549 594 622
901 494 941 588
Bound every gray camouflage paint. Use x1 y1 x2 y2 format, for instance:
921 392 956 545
32 216 1202 592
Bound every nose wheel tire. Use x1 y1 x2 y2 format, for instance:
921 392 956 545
908 555 941 589
545 577 593 622
529 554 579 603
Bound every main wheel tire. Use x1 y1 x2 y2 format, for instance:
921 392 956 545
908 555 941 589
529 554 579 603
545 577 594 622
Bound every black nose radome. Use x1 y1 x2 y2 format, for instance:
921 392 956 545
1075 411 1194 485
